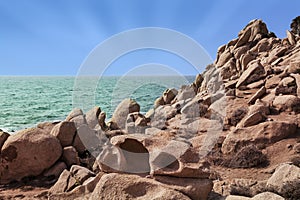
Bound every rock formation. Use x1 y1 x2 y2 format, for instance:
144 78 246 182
1 18 300 199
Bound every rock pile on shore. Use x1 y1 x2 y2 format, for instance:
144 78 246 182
1 18 300 200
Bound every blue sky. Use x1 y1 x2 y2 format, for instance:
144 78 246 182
0 0 300 76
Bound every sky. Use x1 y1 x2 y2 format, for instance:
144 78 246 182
0 0 300 76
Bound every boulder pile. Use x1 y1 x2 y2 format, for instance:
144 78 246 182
1 18 300 199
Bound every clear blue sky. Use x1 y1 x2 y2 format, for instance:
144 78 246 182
1 0 300 76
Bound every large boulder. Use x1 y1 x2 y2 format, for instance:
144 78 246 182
70 165 95 185
153 175 213 200
176 85 196 102
272 95 300 113
163 88 178 104
49 169 78 194
266 164 300 199
0 128 62 184
85 106 101 129
222 121 297 154
90 173 191 200
236 61 265 88
110 98 140 130
50 121 76 147
62 146 80 167
226 192 284 200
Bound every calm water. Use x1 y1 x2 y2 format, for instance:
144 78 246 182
0 76 194 132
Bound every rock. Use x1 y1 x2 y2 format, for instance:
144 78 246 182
43 162 67 178
181 98 208 119
228 107 248 126
125 112 149 134
234 45 249 59
37 121 59 133
226 192 284 200
287 30 296 45
249 99 270 115
240 111 266 127
182 117 223 135
151 105 177 129
229 178 267 197
62 146 80 167
163 88 178 104
248 86 266 104
90 173 191 200
50 121 76 147
238 19 269 42
66 108 83 121
70 115 87 128
111 98 140 130
154 96 165 108
216 48 232 67
70 165 95 185
275 77 297 95
273 95 300 112
287 62 300 74
0 128 62 184
236 61 265 88
149 140 204 177
97 144 128 173
266 75 281 89
280 77 295 87
220 58 238 79
235 28 252 48
226 195 251 200
193 74 204 91
266 164 300 199
0 130 9 150
145 127 161 135
72 132 86 155
252 192 284 200
176 85 196 102
291 73 300 97
76 124 101 155
85 106 101 129
222 121 297 154
110 135 150 174
154 175 213 200
241 52 256 71
82 172 105 192
49 169 78 194
98 111 108 131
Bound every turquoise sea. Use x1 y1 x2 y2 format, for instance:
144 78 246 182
0 76 194 132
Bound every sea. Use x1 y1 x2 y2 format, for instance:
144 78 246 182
0 76 195 133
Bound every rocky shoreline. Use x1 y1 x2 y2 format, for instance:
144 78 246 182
1 18 300 200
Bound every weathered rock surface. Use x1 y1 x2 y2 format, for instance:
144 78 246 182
62 146 80 167
266 164 300 199
90 173 192 200
50 121 76 147
0 128 62 184
110 98 140 130
222 121 297 154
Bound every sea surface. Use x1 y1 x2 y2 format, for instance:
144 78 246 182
0 76 194 133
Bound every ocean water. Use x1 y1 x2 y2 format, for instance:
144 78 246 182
0 76 194 132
